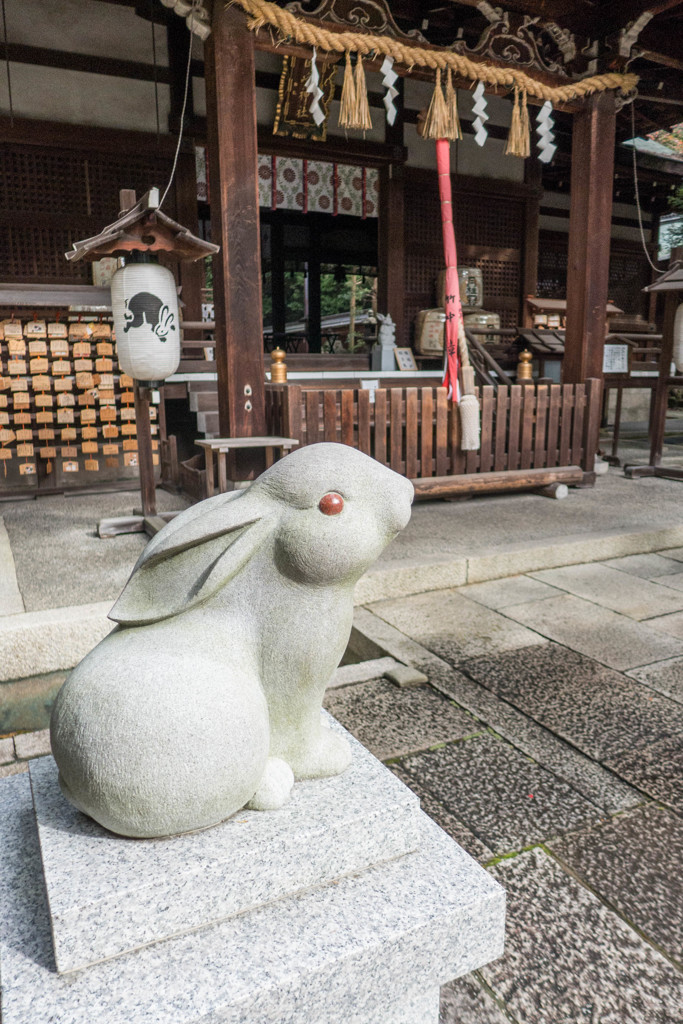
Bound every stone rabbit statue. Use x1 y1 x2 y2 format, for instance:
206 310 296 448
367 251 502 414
51 443 414 839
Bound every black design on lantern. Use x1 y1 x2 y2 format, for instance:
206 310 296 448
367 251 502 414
123 292 176 341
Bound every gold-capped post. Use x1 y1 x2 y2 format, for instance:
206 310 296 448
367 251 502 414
270 347 288 383
517 348 534 383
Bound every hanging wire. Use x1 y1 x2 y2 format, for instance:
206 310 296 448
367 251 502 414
158 4 196 212
1 0 13 126
630 101 662 273
150 0 161 141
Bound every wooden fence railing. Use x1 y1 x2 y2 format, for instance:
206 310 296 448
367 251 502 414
266 380 602 480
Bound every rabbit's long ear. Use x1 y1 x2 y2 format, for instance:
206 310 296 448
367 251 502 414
109 491 271 626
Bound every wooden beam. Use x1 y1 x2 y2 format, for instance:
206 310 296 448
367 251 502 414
412 465 584 500
3 42 174 83
205 2 266 467
563 91 617 385
257 130 405 168
0 115 180 156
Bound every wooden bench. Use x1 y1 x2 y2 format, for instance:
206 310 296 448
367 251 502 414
195 437 299 497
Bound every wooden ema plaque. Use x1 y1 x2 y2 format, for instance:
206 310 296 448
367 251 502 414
0 315 130 489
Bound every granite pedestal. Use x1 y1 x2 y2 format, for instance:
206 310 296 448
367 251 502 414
0 719 505 1024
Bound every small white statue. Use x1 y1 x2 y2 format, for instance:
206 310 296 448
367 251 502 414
371 313 397 372
50 443 414 839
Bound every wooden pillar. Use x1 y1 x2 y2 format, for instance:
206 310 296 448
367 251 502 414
378 79 405 344
522 156 542 326
649 288 679 467
563 92 616 383
134 384 157 517
307 225 322 353
204 3 266 461
271 218 286 344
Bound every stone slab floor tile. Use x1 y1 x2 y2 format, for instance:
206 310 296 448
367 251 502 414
551 804 683 964
646 610 683 639
401 733 602 856
602 553 683 579
606 737 683 813
626 657 683 705
458 575 561 611
323 678 478 761
369 589 546 665
427 660 642 816
502 594 683 670
483 848 683 1024
440 976 513 1024
647 571 683 594
530 563 683 620
659 546 683 562
463 644 683 763
390 763 493 864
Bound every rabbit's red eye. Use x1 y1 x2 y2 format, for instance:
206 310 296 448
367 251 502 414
318 492 344 516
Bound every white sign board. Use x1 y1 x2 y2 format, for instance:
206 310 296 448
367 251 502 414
361 379 380 404
602 344 629 374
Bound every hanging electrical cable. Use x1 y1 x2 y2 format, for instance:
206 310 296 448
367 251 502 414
158 2 196 211
630 101 663 273
1 0 13 126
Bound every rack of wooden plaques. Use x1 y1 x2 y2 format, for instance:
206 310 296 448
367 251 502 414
0 312 159 496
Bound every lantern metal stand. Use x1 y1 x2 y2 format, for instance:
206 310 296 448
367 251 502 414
65 188 219 536
625 247 683 482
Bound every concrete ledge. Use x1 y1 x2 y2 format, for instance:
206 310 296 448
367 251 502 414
354 523 683 603
355 557 468 605
6 523 683 684
0 602 113 682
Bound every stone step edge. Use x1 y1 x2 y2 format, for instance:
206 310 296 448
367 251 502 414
2 521 683 684
355 521 683 604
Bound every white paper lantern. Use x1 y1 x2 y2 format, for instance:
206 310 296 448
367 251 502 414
111 262 181 385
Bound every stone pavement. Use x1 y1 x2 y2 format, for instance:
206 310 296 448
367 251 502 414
2 458 683 1021
4 547 683 1021
324 549 683 1023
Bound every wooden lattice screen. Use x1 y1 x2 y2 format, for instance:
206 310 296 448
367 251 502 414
0 142 174 283
403 168 526 341
537 230 651 317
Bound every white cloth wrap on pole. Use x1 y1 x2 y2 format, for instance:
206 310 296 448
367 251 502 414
459 393 481 450
673 303 683 374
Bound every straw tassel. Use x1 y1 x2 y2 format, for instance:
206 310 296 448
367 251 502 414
422 68 450 140
352 53 372 131
339 51 357 129
445 68 462 141
506 86 530 158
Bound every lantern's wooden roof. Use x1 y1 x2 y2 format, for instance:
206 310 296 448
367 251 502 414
644 260 683 291
66 188 219 263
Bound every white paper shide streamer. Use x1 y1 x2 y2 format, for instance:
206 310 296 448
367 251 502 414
305 46 325 126
536 100 557 164
472 82 489 147
381 56 399 126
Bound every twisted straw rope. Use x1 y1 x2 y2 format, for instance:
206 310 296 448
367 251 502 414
230 0 637 102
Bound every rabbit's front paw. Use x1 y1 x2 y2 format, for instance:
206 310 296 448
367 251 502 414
247 756 295 811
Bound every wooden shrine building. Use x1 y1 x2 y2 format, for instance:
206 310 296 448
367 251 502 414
1 0 683 498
